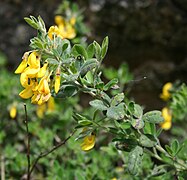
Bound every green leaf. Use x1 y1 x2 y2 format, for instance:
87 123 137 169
143 122 156 135
111 93 124 106
103 78 118 91
89 100 108 111
107 103 125 120
171 139 179 155
78 120 93 126
131 117 144 130
80 59 98 76
85 71 94 84
101 36 109 59
139 134 157 148
165 145 173 156
115 138 138 152
134 104 143 118
143 110 164 124
87 43 95 58
72 44 88 59
55 85 78 98
93 41 101 60
128 146 143 175
24 17 38 29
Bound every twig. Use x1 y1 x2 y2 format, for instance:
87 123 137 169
24 103 30 180
29 129 76 176
1 155 5 180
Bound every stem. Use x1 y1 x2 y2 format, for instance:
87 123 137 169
24 103 30 180
1 155 5 180
29 129 76 176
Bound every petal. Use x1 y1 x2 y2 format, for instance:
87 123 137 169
36 62 48 78
15 58 27 74
19 88 33 99
81 135 96 151
160 121 172 130
20 72 29 88
55 76 61 93
10 105 17 119
28 52 40 69
54 15 64 25
38 78 50 94
24 67 40 78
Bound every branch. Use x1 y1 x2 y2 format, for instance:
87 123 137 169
29 129 76 176
24 103 30 180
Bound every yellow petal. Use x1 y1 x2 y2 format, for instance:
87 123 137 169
160 82 172 101
54 15 64 25
55 76 61 93
38 78 50 94
10 105 17 119
48 26 63 40
162 107 172 122
81 134 96 151
24 66 40 78
31 93 41 104
15 58 27 74
160 121 172 130
36 62 48 78
19 87 33 99
28 52 40 69
20 72 29 88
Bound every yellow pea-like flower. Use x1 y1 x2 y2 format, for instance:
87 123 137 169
160 82 172 101
48 26 63 40
160 107 172 130
81 133 96 151
54 15 65 26
10 104 17 119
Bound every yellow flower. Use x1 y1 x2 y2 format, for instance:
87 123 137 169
31 76 51 105
10 104 17 119
160 107 172 130
58 23 76 39
160 82 172 101
48 26 63 40
54 67 61 93
54 15 65 26
81 133 96 151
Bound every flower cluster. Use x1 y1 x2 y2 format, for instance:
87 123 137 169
160 107 172 130
160 82 173 130
48 15 76 40
15 51 52 105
